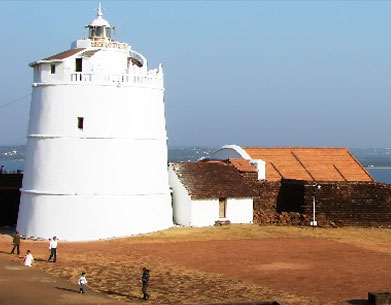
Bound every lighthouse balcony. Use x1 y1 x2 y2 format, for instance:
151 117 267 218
35 71 164 89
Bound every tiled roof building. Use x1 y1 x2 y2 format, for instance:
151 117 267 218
241 147 373 182
169 162 254 227
210 145 373 182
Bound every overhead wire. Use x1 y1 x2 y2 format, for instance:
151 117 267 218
0 93 31 111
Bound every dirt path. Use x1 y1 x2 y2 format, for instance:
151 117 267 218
0 253 126 305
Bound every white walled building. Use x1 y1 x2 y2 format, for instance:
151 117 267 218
16 5 173 241
169 162 254 227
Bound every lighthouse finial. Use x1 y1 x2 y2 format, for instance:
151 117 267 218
97 3 103 17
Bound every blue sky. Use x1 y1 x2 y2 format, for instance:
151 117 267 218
0 1 390 147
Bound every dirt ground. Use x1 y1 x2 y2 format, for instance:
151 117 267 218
1 226 391 305
0 255 127 305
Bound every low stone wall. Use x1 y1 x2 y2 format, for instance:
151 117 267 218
252 181 281 224
301 181 391 226
0 174 22 226
250 177 391 227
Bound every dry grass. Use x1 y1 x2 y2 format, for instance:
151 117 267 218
118 225 391 255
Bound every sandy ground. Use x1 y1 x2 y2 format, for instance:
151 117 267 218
0 254 127 305
1 226 391 305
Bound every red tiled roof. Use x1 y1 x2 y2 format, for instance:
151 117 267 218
241 147 373 182
229 159 257 173
43 48 85 61
171 162 254 199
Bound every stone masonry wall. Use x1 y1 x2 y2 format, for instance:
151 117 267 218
301 181 391 226
248 175 391 227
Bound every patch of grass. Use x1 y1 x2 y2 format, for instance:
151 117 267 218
107 225 391 255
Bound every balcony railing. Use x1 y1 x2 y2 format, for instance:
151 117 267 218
69 72 163 88
90 40 128 50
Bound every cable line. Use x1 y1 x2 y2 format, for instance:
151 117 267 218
0 93 31 111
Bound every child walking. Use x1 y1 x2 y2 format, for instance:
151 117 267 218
79 272 87 294
23 250 34 267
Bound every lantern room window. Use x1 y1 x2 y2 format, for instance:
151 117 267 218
88 26 111 40
105 27 111 38
95 26 104 37
89 27 95 38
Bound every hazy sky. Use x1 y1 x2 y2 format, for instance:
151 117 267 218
0 1 390 147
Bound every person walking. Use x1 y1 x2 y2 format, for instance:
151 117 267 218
142 267 150 300
78 272 88 294
10 231 21 255
23 250 34 267
48 236 58 262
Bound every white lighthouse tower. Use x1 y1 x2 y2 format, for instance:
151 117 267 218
17 5 173 241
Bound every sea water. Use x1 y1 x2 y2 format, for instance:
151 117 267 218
0 160 24 173
367 169 391 184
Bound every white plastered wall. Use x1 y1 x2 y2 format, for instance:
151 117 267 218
189 198 253 227
17 193 172 241
190 199 220 227
169 166 253 227
168 165 192 226
225 198 253 224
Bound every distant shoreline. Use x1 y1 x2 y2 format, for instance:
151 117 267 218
366 167 391 170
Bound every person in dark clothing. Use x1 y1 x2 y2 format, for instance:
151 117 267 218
10 231 20 255
142 267 150 300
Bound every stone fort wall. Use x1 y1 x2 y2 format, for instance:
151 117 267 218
0 174 22 226
251 178 391 227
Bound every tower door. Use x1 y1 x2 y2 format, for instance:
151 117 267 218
75 58 83 72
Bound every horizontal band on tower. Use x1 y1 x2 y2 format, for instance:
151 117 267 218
32 82 165 91
27 134 168 140
21 189 171 196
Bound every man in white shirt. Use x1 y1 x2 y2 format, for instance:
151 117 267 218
48 236 58 262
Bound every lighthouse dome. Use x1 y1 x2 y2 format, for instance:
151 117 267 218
87 3 112 40
90 16 110 27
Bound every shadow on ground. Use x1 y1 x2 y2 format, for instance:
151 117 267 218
98 289 141 301
55 287 80 294
347 300 368 305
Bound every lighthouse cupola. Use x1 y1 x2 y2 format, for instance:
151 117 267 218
86 3 112 41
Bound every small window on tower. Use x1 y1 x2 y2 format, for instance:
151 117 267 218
75 58 83 72
50 64 56 74
77 117 84 130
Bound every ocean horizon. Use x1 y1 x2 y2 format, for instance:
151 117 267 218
2 159 390 185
